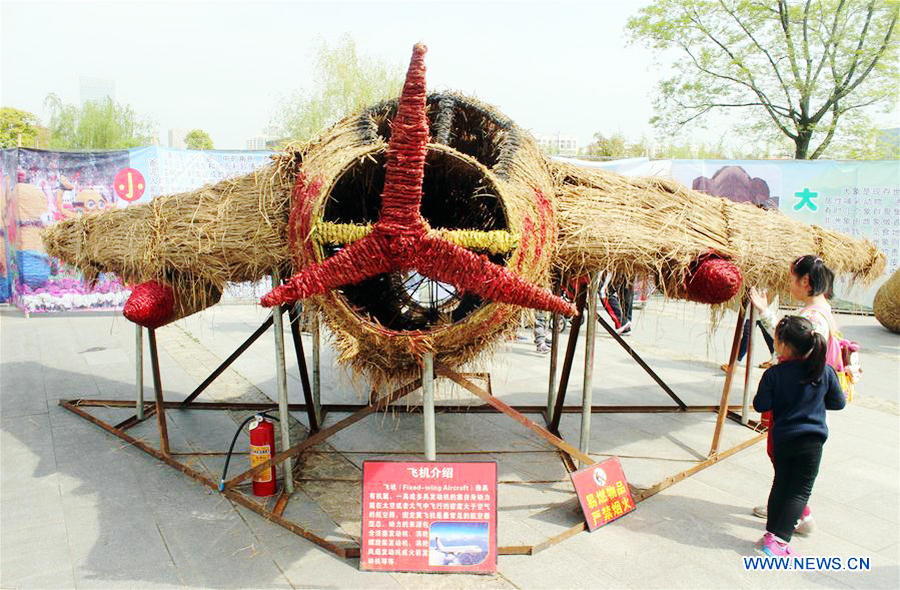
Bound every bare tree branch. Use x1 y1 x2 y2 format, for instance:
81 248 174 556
718 0 797 114
802 0 812 91
809 0 848 94
685 9 798 135
809 101 841 158
777 0 805 115
812 1 896 122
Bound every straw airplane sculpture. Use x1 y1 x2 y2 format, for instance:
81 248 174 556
44 44 885 387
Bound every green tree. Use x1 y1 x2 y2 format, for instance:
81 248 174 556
184 129 214 150
627 0 899 159
650 138 733 159
0 107 44 148
273 35 403 142
581 132 651 159
45 94 155 149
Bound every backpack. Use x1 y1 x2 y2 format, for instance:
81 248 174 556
806 305 859 402
836 338 861 401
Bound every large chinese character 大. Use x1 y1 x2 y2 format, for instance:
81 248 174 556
794 187 819 211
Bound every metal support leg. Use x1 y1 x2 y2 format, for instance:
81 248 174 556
579 273 600 466
147 329 169 455
312 313 322 426
547 284 561 421
271 275 294 494
594 314 688 410
287 304 319 432
180 313 275 407
135 324 144 420
423 352 436 461
741 305 755 426
710 300 748 456
549 285 589 434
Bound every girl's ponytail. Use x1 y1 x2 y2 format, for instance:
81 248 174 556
775 315 827 383
805 331 827 384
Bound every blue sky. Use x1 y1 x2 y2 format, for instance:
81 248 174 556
2 0 666 149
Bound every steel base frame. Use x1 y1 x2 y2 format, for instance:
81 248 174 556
59 394 763 557
59 300 766 559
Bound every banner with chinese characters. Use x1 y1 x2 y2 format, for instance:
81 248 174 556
1 147 272 312
669 160 899 308
360 461 497 573
570 456 635 532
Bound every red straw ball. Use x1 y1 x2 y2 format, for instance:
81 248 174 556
685 257 742 304
123 281 176 329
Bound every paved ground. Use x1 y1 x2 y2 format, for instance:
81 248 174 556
1 298 898 589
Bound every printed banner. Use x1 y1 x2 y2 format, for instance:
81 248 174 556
360 461 498 573
7 149 132 311
570 456 635 531
0 147 272 311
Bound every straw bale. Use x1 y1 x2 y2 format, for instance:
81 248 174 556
874 268 900 333
550 161 885 305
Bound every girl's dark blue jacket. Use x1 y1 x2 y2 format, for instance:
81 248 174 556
753 361 846 446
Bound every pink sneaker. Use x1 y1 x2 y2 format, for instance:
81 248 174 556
756 532 797 557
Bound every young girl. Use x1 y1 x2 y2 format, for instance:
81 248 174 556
748 255 842 528
752 255 838 346
752 315 846 556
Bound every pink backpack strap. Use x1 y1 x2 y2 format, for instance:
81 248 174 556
802 305 843 371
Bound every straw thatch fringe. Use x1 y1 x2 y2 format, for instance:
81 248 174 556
550 161 885 306
874 267 900 333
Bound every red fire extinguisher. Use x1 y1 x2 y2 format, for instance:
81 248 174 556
248 415 277 497
220 412 278 497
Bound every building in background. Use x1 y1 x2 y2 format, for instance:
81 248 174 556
168 128 189 149
536 133 578 156
79 76 115 104
246 136 269 150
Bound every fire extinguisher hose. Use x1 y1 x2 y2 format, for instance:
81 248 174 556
219 411 279 491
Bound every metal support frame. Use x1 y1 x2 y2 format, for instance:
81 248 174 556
548 285 588 434
546 283 562 422
741 305 756 425
180 314 275 407
578 273 600 465
60 296 766 561
422 352 436 461
549 278 691 438
287 304 320 432
311 314 321 426
271 273 294 494
60 373 761 559
594 315 688 410
135 325 144 420
710 299 749 456
147 328 169 455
